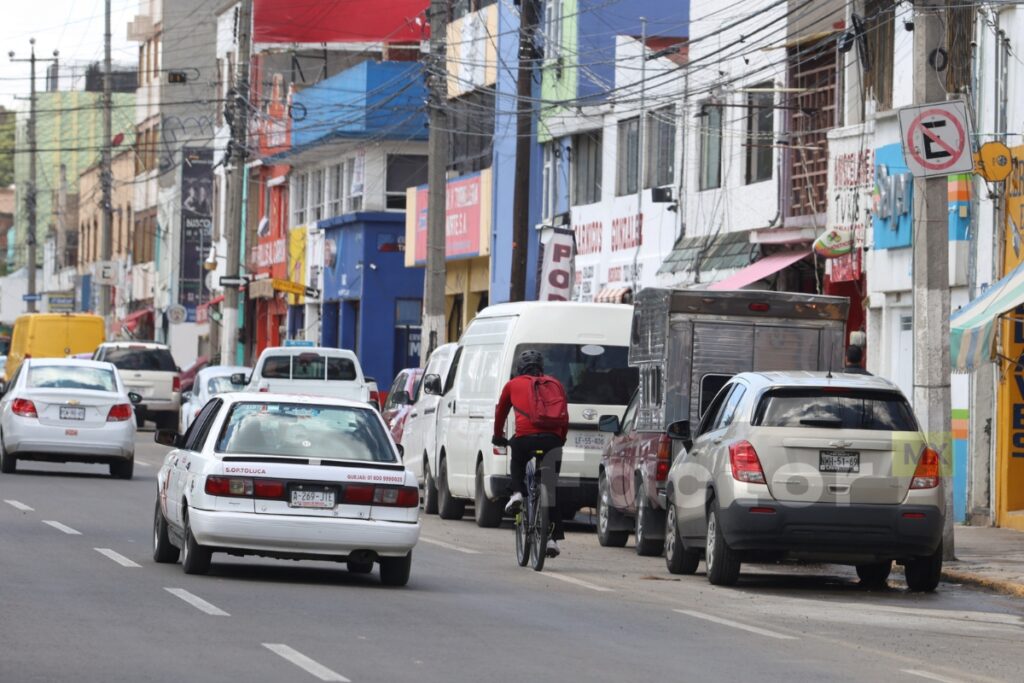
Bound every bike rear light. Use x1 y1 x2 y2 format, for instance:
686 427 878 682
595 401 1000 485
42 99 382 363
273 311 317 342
729 441 766 484
107 404 133 422
12 399 37 418
910 447 940 489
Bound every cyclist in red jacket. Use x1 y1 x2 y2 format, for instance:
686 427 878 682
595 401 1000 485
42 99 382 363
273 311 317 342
493 350 568 557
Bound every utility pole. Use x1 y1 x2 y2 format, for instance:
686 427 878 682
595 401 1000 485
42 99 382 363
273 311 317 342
9 40 58 314
99 0 113 325
509 0 539 302
422 0 449 361
221 0 253 365
912 0 954 558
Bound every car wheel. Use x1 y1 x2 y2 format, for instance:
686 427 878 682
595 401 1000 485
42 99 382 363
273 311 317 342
596 471 629 547
474 461 503 528
379 552 412 587
705 503 741 586
153 499 180 563
347 560 373 575
665 498 700 575
905 543 943 593
634 479 663 557
181 509 212 575
110 458 134 480
423 457 439 515
437 457 466 520
0 438 16 474
855 561 892 588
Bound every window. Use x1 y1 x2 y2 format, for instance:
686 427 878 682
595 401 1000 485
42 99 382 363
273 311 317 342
745 85 774 184
699 103 723 190
544 0 564 62
386 155 428 210
290 173 308 225
713 384 747 431
450 0 496 20
542 142 562 220
102 347 177 372
28 365 115 392
699 373 733 419
646 106 676 188
616 117 640 196
310 169 325 222
345 158 363 212
448 88 495 175
620 392 639 435
185 399 222 452
753 389 918 431
512 343 639 406
571 131 602 205
328 164 343 216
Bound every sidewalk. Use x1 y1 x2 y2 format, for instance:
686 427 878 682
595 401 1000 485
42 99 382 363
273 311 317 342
943 525 1024 597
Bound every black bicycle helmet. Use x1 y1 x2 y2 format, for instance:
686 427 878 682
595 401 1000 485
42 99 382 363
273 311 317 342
516 349 544 376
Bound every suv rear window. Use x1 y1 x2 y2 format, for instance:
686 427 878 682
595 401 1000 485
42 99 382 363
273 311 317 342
103 347 176 372
753 388 918 431
513 343 638 406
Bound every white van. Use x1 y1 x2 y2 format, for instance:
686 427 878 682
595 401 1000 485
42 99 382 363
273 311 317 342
236 346 371 404
424 303 637 527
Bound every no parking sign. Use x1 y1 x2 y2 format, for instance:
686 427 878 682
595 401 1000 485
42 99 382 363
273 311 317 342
898 100 975 178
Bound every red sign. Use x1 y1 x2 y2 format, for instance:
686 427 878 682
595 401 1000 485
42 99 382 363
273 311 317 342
905 109 967 172
413 174 483 263
831 248 862 282
253 0 429 44
258 73 290 157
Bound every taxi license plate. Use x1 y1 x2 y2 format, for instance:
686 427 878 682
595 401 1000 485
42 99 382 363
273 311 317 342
289 488 335 509
820 450 860 473
573 432 609 450
60 406 86 420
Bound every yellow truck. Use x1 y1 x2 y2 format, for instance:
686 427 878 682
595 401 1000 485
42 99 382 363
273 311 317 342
3 313 106 382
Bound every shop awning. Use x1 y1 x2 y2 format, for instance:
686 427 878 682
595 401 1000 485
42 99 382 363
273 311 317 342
706 249 811 291
950 260 1024 371
122 308 154 333
594 287 632 304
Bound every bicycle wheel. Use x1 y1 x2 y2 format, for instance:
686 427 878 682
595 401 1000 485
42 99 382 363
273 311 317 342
515 506 530 567
530 485 548 572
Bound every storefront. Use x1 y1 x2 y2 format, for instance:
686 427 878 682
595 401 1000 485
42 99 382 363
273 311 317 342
248 166 290 357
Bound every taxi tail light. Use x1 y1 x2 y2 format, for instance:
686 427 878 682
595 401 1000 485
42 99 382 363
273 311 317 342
172 375 181 393
253 479 287 500
729 441 766 484
107 403 133 421
373 486 419 508
656 435 672 481
343 484 375 505
11 399 37 418
205 475 254 497
910 447 941 489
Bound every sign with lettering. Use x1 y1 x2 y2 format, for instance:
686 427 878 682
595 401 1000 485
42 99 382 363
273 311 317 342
538 228 575 301
898 101 975 178
411 171 488 264
178 147 214 321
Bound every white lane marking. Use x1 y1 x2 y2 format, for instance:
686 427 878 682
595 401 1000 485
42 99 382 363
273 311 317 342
134 460 151 468
164 588 230 616
94 548 141 568
543 572 613 592
419 536 481 554
42 520 81 535
4 499 34 512
674 609 796 640
902 670 965 683
263 644 351 682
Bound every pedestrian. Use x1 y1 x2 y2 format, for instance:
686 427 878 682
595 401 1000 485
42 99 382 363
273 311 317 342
844 344 871 375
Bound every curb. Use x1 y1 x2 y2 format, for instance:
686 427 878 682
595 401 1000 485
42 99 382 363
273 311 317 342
941 568 1024 598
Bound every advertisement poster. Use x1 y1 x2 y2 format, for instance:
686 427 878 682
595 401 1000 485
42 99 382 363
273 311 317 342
178 147 214 321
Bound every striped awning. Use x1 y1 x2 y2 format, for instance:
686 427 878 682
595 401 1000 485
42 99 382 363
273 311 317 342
950 259 1024 371
594 287 632 304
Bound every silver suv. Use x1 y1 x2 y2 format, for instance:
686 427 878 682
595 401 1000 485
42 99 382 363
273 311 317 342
662 371 945 591
93 342 180 430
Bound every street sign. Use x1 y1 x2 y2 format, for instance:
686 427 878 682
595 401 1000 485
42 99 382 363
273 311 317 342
898 101 975 178
284 340 316 348
22 293 42 302
219 274 249 288
304 286 320 299
93 260 118 286
167 304 187 325
270 278 307 297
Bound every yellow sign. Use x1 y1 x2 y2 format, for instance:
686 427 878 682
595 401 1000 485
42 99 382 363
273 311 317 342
287 227 308 305
976 141 1013 182
271 278 307 297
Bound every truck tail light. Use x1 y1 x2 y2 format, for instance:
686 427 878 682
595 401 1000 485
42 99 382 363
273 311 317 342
910 447 941 489
729 441 766 484
172 375 181 393
656 435 672 481
107 404 133 421
11 399 37 418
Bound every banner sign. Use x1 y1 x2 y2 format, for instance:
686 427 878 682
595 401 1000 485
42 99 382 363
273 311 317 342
413 173 483 263
178 148 214 321
538 228 576 302
253 0 429 44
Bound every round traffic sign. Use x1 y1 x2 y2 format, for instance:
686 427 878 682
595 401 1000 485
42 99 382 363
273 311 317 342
905 108 967 172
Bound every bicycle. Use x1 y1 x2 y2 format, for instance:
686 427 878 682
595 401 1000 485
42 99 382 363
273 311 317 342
514 450 552 572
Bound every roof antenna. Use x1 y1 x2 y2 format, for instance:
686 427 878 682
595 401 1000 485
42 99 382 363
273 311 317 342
826 336 835 379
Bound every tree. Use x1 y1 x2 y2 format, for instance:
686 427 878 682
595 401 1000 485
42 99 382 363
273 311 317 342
0 106 14 187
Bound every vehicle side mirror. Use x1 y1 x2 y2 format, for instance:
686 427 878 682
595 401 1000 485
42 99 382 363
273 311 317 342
127 391 143 405
598 415 621 435
230 372 250 387
666 420 691 446
396 444 405 459
422 374 442 396
180 391 193 404
154 429 182 448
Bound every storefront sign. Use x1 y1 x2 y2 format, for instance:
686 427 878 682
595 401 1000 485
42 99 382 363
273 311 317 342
538 228 575 301
259 73 291 156
410 171 488 265
826 146 874 282
253 238 287 269
178 147 214 321
47 291 75 312
287 227 307 305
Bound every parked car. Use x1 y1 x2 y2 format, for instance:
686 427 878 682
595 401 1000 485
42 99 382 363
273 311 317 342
400 343 457 515
597 288 849 556
179 365 249 433
366 377 382 411
93 341 181 430
179 355 210 395
382 368 422 445
0 358 141 478
153 393 420 586
426 302 638 527
4 313 106 382
661 371 945 591
235 346 372 405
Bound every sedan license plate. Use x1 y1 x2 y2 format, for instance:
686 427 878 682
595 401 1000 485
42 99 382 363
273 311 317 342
60 406 86 421
573 432 609 450
820 449 860 473
289 488 336 509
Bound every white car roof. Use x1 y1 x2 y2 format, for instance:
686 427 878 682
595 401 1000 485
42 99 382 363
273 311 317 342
26 358 116 370
197 365 249 380
475 301 632 318
258 346 358 358
217 392 374 411
740 371 901 392
98 341 170 350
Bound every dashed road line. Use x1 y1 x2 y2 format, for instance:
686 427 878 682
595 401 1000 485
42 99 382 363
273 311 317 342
134 460 151 468
543 572 613 592
94 548 141 568
419 536 481 554
263 644 351 682
42 520 81 535
902 670 965 683
674 609 796 640
164 588 230 616
4 499 34 512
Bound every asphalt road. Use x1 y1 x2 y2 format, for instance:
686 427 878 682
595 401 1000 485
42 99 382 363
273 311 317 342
1 432 1022 683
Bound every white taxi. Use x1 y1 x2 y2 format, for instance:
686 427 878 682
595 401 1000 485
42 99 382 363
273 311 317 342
152 393 421 586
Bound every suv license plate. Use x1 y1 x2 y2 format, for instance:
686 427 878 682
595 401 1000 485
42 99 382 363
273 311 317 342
290 489 336 509
820 450 860 473
60 406 86 420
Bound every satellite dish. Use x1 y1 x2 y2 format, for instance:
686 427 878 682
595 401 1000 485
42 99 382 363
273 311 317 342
167 304 187 325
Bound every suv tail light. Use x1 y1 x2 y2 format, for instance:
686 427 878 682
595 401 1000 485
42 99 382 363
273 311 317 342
910 447 940 489
729 441 766 484
655 435 672 481
107 404 133 421
12 399 37 418
172 375 181 393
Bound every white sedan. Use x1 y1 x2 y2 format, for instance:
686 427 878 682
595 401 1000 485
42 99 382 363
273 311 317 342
0 358 139 478
153 393 421 586
179 365 249 433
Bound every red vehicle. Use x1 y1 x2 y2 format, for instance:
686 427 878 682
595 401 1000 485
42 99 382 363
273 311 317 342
178 356 209 395
382 368 423 446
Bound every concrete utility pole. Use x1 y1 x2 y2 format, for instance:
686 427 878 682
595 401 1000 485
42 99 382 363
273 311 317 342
509 0 539 302
9 40 58 314
221 0 253 365
422 0 449 362
99 0 113 324
912 1 954 558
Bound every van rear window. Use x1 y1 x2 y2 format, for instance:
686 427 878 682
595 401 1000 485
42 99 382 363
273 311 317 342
103 348 176 372
261 355 357 381
513 343 638 406
753 388 918 431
